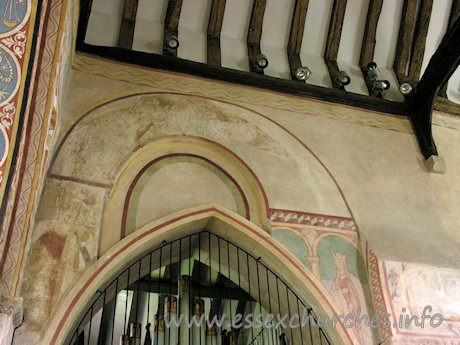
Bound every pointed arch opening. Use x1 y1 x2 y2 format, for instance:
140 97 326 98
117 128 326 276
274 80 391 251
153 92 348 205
42 205 356 345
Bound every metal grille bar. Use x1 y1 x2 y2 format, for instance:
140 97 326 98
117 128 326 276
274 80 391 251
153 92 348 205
67 231 333 345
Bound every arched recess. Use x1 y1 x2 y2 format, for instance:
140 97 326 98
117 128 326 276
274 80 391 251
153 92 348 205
122 154 250 236
100 136 270 255
272 227 314 254
52 92 352 224
271 227 313 270
41 205 357 345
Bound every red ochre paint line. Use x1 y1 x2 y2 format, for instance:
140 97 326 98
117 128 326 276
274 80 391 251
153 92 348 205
51 207 353 345
120 153 251 238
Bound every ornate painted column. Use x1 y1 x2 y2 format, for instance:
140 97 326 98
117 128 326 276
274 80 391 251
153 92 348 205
0 0 76 296
0 0 38 277
0 0 75 343
306 256 320 279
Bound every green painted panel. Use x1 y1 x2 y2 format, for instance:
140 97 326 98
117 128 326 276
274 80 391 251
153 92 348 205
272 230 311 271
317 236 367 284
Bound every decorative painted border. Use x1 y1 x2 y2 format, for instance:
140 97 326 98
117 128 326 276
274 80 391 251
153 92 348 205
0 0 34 201
0 0 37 291
270 208 357 231
271 208 389 345
367 248 393 341
0 0 32 39
72 54 415 134
0 0 74 295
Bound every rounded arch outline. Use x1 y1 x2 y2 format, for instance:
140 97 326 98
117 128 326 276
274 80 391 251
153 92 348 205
100 136 270 255
272 226 314 255
42 204 358 345
53 90 363 242
312 232 362 258
121 153 251 237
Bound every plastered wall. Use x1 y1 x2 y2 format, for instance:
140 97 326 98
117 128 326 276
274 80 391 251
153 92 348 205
13 54 460 345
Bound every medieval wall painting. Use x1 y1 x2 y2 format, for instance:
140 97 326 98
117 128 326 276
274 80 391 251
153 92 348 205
382 261 460 344
0 0 33 195
272 229 312 271
0 0 79 297
317 236 373 344
0 0 29 33
125 156 247 236
0 0 35 284
270 209 377 345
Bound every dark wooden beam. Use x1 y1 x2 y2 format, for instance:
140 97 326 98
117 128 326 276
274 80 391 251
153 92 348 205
394 0 434 87
287 0 309 54
97 299 115 345
78 44 409 116
247 0 266 46
129 279 254 301
76 0 93 49
76 332 85 345
394 0 418 84
207 0 227 66
447 0 460 27
208 0 226 38
324 60 342 89
117 0 139 50
165 0 183 31
359 0 383 95
233 301 247 338
208 274 226 319
407 17 460 159
439 0 459 97
434 96 460 115
164 0 183 57
324 0 346 62
287 51 303 81
408 0 433 84
324 0 347 90
287 0 309 81
207 39 221 67
247 0 267 73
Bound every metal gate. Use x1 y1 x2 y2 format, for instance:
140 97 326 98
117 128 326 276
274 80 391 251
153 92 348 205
69 231 332 345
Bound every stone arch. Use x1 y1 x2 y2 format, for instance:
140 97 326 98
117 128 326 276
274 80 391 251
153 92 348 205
100 136 270 254
122 153 250 236
41 205 357 345
30 92 370 344
52 92 353 229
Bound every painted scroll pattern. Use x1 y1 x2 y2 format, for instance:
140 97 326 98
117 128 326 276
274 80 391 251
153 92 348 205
0 0 32 275
0 0 73 296
0 0 31 181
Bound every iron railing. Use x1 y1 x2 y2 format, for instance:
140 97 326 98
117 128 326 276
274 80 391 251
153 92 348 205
68 231 333 345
